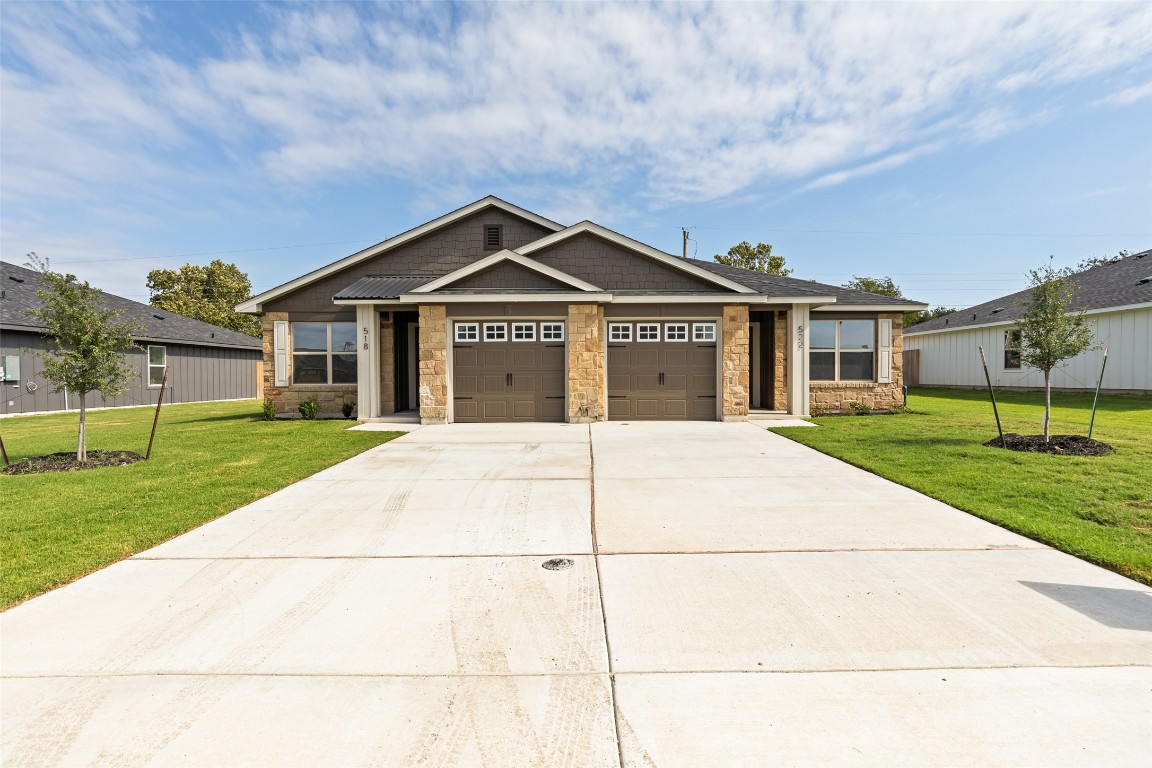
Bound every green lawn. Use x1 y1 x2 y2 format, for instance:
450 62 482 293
0 401 402 609
774 388 1152 585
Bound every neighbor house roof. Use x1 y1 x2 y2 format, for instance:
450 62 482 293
1 261 262 350
906 249 1152 336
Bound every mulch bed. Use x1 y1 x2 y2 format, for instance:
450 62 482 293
983 433 1114 456
3 450 145 475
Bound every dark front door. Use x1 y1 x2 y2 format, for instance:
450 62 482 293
606 320 717 420
452 320 565 422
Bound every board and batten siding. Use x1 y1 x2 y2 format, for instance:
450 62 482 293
0 331 262 415
903 306 1151 392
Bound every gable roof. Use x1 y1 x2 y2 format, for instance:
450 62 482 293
692 260 927 308
237 196 565 313
1 261 262 350
412 249 604 293
906 249 1152 335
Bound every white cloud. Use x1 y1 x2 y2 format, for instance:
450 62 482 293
1097 80 1152 106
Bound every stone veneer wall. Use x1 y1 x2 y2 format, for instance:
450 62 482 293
722 305 750 420
261 312 357 417
774 312 788 410
810 313 905 412
379 311 396 415
567 303 605 423
418 304 448 424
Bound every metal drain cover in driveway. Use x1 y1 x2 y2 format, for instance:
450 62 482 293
541 558 574 571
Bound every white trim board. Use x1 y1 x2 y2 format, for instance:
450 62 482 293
235 196 564 313
398 292 615 303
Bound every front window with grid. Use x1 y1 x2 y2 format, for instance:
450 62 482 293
637 323 660 342
512 323 536 341
809 320 875 381
292 322 357 384
609 323 632 342
1004 330 1022 369
693 323 717 342
541 322 565 341
665 323 688 341
455 323 479 342
484 323 507 341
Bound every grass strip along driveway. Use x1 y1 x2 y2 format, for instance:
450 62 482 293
775 388 1152 586
0 401 401 609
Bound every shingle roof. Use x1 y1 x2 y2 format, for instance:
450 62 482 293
334 275 438 300
1 261 262 349
906 249 1152 335
688 259 927 306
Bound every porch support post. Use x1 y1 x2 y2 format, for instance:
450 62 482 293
787 303 810 416
356 304 380 419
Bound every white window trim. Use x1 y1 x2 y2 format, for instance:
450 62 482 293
147 345 167 388
455 322 479 342
541 322 565 341
609 323 632 342
809 319 877 382
512 322 536 342
1003 329 1023 370
665 323 688 342
637 323 660 342
693 323 717 342
291 321 358 385
484 322 508 342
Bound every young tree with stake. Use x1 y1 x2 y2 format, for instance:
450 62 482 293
24 254 143 461
1016 260 1096 443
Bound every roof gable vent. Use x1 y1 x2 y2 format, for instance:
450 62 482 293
1139 276 1151 285
483 225 503 251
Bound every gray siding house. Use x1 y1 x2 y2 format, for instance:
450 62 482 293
1 261 263 415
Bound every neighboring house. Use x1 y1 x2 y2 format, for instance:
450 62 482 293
1 261 263 415
237 196 926 422
904 250 1151 393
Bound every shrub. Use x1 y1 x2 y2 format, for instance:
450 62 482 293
298 397 320 420
342 401 356 420
261 398 276 421
888 403 909 414
849 401 873 416
809 403 828 417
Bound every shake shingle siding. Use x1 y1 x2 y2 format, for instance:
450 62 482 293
531 233 725 292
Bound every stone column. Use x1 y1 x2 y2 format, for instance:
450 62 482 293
721 305 750 420
774 311 788 410
787 303 810 416
567 303 605 423
417 304 448 424
379 311 396 414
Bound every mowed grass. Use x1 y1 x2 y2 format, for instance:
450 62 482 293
774 388 1152 585
0 401 402 609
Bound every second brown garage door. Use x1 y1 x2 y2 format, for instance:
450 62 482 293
452 320 566 422
607 320 717 420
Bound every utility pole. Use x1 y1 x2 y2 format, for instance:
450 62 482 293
682 228 689 259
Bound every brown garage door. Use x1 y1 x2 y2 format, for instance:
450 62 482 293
607 321 717 420
452 320 566 422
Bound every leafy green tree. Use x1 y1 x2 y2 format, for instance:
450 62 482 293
714 241 791 275
1076 250 1129 272
843 275 903 299
905 306 956 327
24 253 143 461
147 260 261 337
1017 260 1096 443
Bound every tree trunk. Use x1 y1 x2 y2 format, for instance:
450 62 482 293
1043 369 1052 444
77 396 87 462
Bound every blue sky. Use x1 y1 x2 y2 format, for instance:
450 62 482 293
2 1 1150 309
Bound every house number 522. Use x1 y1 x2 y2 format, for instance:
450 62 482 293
796 325 805 350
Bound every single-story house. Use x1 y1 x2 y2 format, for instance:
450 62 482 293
1 261 264 415
903 249 1151 393
237 196 926 422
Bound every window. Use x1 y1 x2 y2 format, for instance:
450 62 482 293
609 323 632 342
147 345 166 387
1004 329 1022 369
637 323 660 342
512 322 536 341
693 323 717 342
483 225 503 250
541 322 565 341
810 319 875 381
484 322 507 341
665 323 688 342
292 322 357 384
455 322 479 342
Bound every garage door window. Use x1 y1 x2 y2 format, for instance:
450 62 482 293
455 322 479 342
484 323 507 341
665 323 688 341
693 323 717 342
512 323 536 341
638 323 660 342
810 319 875 381
609 323 632 342
541 322 565 341
292 322 357 384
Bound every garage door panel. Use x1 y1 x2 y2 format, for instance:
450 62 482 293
482 374 506 393
512 376 536 393
481 348 507 367
691 398 716 418
512 400 535 419
541 398 566 419
607 319 718 421
454 400 478 419
455 348 478 367
607 373 630 391
634 373 660 390
665 348 688 366
636 399 659 417
664 374 687 390
511 349 537 367
453 321 565 423
635 349 660 366
482 400 509 419
664 399 687 417
608 399 631 418
455 375 478 396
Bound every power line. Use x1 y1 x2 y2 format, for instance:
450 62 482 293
52 238 382 266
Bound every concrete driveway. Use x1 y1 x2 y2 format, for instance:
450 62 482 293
3 421 1150 766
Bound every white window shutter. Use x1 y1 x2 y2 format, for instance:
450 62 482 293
877 318 893 383
273 321 289 387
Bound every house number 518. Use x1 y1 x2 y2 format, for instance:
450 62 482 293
797 325 805 350
363 328 369 350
